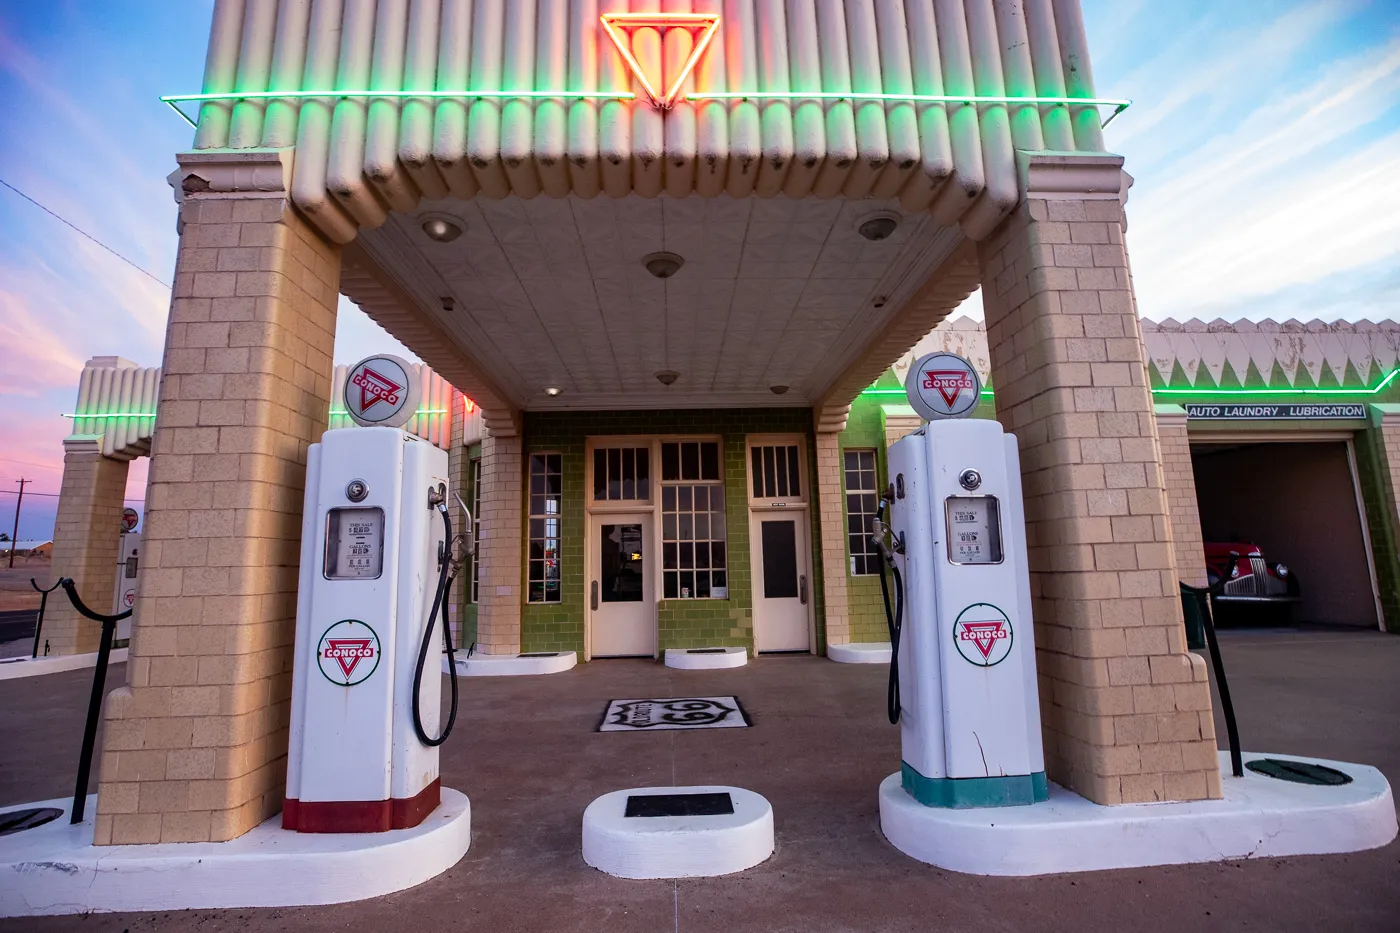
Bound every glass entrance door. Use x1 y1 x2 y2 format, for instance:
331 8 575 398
589 513 655 657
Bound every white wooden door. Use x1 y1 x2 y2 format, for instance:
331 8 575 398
588 513 656 657
751 513 811 652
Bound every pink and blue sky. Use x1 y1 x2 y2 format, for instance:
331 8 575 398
1 0 1397 539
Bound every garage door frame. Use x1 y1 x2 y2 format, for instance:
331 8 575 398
1187 430 1384 632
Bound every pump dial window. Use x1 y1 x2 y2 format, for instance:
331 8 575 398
945 496 1003 565
324 507 385 580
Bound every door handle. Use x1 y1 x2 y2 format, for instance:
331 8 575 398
799 574 808 605
591 580 599 611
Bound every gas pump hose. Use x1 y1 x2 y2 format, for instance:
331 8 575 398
411 505 461 747
875 499 904 726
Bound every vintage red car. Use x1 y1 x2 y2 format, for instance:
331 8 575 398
1203 541 1300 605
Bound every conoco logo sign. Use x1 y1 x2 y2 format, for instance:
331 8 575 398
952 603 1014 667
906 351 982 420
344 354 417 429
317 619 381 686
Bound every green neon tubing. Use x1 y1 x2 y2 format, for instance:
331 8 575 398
1151 367 1400 397
859 367 1400 400
686 92 1132 127
162 90 1127 129
65 408 452 419
161 89 637 127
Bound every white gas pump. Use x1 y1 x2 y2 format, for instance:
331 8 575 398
284 356 468 833
112 529 139 643
878 352 1046 808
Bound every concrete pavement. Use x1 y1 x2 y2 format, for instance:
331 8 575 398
2 626 1397 932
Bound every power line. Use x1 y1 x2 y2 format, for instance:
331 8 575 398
0 177 171 289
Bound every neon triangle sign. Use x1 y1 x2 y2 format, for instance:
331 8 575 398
599 12 720 110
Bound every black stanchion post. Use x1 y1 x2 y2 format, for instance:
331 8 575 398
54 577 130 825
30 578 61 660
1181 556 1244 779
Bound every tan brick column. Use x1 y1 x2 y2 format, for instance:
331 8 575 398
45 438 131 655
1156 405 1207 587
94 179 341 845
475 430 522 655
977 154 1220 805
814 431 850 647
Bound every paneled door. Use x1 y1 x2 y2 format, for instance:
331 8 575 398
588 513 656 657
751 514 811 652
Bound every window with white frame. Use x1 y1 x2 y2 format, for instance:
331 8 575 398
660 440 726 599
527 453 562 603
593 446 651 501
844 449 880 576
469 457 481 603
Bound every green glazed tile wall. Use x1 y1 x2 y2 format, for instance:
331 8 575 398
517 408 825 657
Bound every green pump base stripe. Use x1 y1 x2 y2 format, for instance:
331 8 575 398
901 762 1049 809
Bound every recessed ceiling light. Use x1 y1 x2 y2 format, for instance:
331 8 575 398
420 214 463 242
643 252 684 278
543 386 563 397
857 211 899 241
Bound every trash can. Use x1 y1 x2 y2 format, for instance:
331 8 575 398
1179 582 1208 651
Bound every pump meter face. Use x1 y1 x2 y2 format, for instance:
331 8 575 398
324 507 385 580
945 496 1003 565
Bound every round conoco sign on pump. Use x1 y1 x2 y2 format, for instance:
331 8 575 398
344 355 419 428
121 507 139 532
906 351 983 421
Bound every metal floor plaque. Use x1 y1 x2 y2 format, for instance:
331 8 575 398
598 696 750 732
624 792 736 818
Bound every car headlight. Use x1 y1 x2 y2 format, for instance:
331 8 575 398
1230 563 1240 578
1275 564 1288 578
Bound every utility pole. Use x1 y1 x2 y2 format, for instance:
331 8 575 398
8 478 28 568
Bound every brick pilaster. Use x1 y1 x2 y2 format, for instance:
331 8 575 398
977 156 1220 804
45 439 131 655
94 191 341 845
813 431 850 647
476 431 522 654
1156 406 1207 587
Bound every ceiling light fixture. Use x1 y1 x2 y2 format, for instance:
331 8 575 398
420 214 463 242
769 385 789 395
857 211 900 242
655 370 679 386
543 386 563 397
643 252 685 278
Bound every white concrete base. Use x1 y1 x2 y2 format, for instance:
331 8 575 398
0 648 127 681
444 650 576 676
827 642 891 664
664 646 748 670
879 751 1397 876
0 789 471 916
583 785 773 879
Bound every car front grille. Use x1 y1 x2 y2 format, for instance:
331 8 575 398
1222 557 1288 597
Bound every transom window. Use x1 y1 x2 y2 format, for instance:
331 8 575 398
660 440 727 599
751 443 802 500
527 453 562 603
593 446 650 501
844 449 880 576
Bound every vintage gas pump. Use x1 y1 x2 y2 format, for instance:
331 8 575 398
878 352 1046 808
284 355 467 833
112 518 140 644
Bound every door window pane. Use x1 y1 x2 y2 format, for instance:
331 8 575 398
600 524 644 602
760 520 799 599
750 443 803 500
593 447 651 501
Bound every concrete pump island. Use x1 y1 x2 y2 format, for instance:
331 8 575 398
1 0 1396 924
